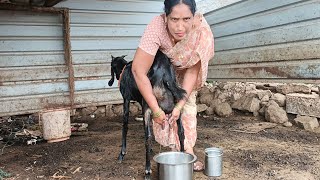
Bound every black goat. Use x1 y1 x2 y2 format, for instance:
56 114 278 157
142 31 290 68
108 50 186 178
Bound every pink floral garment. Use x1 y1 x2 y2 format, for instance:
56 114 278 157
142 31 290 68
139 13 214 151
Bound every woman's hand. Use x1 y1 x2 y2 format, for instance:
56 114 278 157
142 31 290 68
153 109 167 129
168 105 182 124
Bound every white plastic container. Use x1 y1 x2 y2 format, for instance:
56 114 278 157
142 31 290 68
41 109 71 143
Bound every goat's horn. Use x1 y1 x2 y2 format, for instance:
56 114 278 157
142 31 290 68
121 55 127 58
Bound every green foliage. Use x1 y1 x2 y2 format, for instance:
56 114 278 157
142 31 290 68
0 169 11 180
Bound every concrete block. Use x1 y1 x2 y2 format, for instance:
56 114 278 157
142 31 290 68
286 93 320 118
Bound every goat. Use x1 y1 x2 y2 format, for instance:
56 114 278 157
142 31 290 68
108 50 186 178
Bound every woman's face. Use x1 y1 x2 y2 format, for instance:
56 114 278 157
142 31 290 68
167 3 194 42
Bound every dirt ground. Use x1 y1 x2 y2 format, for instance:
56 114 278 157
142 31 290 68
1 112 320 180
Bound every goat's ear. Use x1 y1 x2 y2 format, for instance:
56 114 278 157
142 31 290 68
111 55 114 60
121 55 127 59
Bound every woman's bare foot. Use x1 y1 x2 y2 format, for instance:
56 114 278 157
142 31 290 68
185 148 204 171
193 161 204 171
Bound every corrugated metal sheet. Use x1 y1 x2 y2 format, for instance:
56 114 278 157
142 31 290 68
0 0 163 117
54 0 163 106
0 9 69 116
205 0 320 83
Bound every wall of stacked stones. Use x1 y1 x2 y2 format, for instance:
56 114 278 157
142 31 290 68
76 82 320 132
195 82 320 131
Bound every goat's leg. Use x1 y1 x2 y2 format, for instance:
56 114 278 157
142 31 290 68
177 115 185 152
144 108 153 177
118 99 130 162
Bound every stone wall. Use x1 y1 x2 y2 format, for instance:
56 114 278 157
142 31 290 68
196 82 320 131
74 81 320 132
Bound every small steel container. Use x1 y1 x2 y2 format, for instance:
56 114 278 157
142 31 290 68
204 147 223 177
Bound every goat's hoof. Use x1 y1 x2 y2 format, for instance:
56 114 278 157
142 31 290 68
144 174 151 180
117 154 125 163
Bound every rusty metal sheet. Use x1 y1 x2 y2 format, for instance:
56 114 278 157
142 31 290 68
207 61 320 80
0 0 163 117
214 20 320 51
71 37 140 51
72 50 135 65
0 89 122 117
0 66 68 82
71 24 145 37
0 52 64 67
70 10 157 25
54 0 163 13
211 40 320 65
0 78 116 97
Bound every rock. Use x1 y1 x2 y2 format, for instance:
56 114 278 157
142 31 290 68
245 83 256 92
232 93 242 101
74 110 81 117
133 102 142 112
81 106 98 116
271 93 286 107
283 121 293 127
197 104 208 113
233 82 246 93
105 105 116 118
256 90 273 100
311 86 319 93
286 93 320 118
276 84 311 94
198 86 211 96
220 82 236 90
265 100 288 124
94 106 106 117
231 93 260 113
260 101 268 106
215 102 232 117
217 92 229 102
294 116 319 131
113 105 123 116
210 99 222 110
258 106 266 116
217 82 227 89
199 93 215 106
253 111 259 117
130 103 140 116
205 106 215 115
260 95 269 102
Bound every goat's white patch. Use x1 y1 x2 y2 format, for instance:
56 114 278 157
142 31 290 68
153 87 165 101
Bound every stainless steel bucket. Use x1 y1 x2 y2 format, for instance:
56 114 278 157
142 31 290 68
153 152 197 180
204 147 223 177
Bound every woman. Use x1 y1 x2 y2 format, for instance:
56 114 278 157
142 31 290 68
132 0 214 171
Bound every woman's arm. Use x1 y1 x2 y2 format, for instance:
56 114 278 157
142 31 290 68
132 48 167 125
169 61 201 122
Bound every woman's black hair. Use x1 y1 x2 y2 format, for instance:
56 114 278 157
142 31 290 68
164 0 197 16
